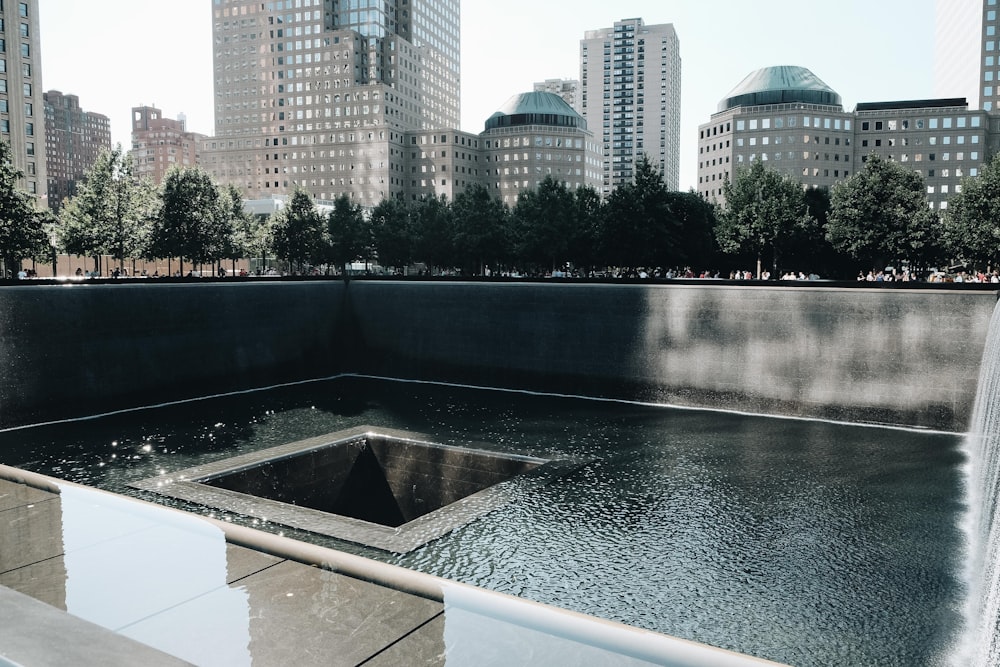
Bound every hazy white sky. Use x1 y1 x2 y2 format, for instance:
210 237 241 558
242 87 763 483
39 0 937 191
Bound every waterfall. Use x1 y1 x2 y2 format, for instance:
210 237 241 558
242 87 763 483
958 299 1000 666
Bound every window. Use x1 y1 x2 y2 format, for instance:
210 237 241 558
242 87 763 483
18 23 27 38
18 2 27 17
20 43 28 58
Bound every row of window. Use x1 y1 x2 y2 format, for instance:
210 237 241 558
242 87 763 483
736 116 851 132
859 116 981 131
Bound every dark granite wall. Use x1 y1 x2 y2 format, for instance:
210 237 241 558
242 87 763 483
350 282 997 430
0 281 348 426
0 280 994 431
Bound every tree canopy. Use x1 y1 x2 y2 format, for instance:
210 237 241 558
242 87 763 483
716 158 815 277
827 153 942 271
0 140 45 274
942 153 1000 271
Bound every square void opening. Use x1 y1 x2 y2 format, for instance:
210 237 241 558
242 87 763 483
132 426 570 553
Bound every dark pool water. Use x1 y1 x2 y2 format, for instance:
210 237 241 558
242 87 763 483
0 376 966 666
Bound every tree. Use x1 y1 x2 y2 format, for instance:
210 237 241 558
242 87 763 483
827 153 943 272
568 185 604 273
150 167 228 275
600 155 681 272
716 158 815 278
220 184 257 274
0 140 45 275
451 183 510 275
411 194 454 274
58 145 155 274
370 197 412 273
942 153 1000 271
666 190 719 269
326 194 368 274
514 176 577 272
269 189 325 273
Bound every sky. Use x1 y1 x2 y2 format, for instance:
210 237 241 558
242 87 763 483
39 0 938 191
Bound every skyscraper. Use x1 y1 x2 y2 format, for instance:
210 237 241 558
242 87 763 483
205 0 460 207
43 90 110 212
934 0 987 109
579 18 681 195
2 0 45 201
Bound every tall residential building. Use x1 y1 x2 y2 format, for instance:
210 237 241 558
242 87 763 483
1 0 45 200
533 79 580 114
580 18 681 195
205 0 460 207
130 106 205 185
43 90 111 211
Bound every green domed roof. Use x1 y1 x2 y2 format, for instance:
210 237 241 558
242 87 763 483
484 92 586 131
718 66 842 112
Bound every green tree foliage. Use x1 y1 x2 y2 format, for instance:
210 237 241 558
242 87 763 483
451 183 510 275
58 145 155 273
370 197 412 273
942 153 1000 271
410 194 454 273
600 155 681 271
827 153 942 271
150 167 230 274
219 184 259 274
0 140 45 275
565 185 603 272
716 158 815 277
269 189 324 272
666 190 719 268
326 194 368 274
514 176 576 272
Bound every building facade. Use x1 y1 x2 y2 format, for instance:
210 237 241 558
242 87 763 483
131 106 205 185
43 90 111 211
1 0 45 200
697 66 992 212
853 99 990 211
697 66 854 202
481 92 602 206
580 18 681 195
934 0 984 109
533 78 580 114
205 0 460 207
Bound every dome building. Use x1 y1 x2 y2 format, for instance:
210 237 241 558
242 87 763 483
697 65 854 202
481 91 603 205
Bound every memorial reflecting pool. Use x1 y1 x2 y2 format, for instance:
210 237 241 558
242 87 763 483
0 376 966 666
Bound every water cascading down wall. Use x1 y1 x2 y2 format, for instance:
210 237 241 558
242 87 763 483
0 280 993 431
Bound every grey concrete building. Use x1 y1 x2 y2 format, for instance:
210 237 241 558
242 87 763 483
580 18 681 195
2 0 45 201
480 92 602 206
697 66 854 202
43 90 110 212
205 0 460 208
697 66 991 212
403 129 481 201
854 99 989 212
